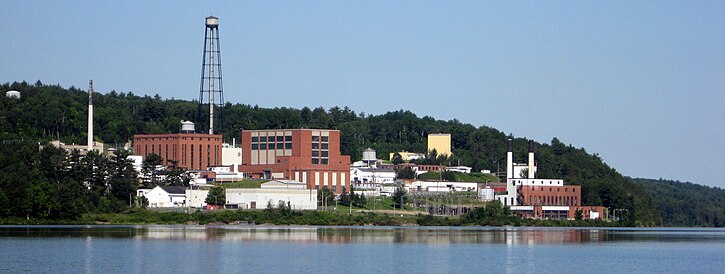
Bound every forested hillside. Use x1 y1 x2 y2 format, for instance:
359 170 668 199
631 178 725 226
0 80 687 225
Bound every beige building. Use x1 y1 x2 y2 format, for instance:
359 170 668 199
427 133 452 156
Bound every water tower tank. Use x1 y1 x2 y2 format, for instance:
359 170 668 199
206 16 219 28
180 120 195 133
362 148 376 163
5 90 20 99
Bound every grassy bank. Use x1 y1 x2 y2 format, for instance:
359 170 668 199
1 208 620 227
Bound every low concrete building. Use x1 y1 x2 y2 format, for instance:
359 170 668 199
226 187 318 210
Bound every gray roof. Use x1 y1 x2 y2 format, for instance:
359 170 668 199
160 186 187 194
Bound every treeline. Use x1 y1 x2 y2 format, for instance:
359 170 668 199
0 141 138 219
0 81 684 225
631 177 725 227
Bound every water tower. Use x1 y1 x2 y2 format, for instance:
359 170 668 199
198 16 224 134
362 148 377 166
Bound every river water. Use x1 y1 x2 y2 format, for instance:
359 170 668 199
1 225 723 273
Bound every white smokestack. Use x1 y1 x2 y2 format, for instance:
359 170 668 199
87 80 94 152
506 139 513 179
528 140 535 179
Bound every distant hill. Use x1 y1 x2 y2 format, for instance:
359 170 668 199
0 80 679 226
630 177 725 227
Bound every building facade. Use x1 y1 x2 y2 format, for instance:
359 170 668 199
238 129 351 193
133 133 222 170
427 133 452 156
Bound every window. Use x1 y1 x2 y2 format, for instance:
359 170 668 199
322 136 329 142
312 158 319 164
276 136 284 141
252 144 258 150
268 143 276 149
260 136 267 142
285 143 292 149
260 143 267 150
312 143 320 149
321 159 328 165
312 151 319 157
321 151 328 157
312 136 320 142
321 143 329 150
285 136 292 141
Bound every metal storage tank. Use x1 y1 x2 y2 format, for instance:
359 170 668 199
180 120 195 133
362 148 376 163
5 90 20 99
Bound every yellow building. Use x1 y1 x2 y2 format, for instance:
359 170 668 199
427 133 452 157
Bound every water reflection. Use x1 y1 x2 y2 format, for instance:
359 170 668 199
1 225 724 245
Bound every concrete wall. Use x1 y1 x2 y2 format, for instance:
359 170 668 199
186 189 209 208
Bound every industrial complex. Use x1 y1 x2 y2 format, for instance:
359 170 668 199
48 15 606 221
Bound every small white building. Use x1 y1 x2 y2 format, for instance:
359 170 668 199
186 189 210 208
139 186 187 208
350 167 396 185
226 187 318 210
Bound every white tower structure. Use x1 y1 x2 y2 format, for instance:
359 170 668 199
506 139 513 179
528 140 535 179
87 80 94 152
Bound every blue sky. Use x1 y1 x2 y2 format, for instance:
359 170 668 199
2 1 724 188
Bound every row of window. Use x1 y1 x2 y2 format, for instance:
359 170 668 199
251 136 292 142
251 143 292 150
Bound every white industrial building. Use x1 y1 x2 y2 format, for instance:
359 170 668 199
408 180 479 193
226 180 317 210
350 167 396 185
221 141 242 166
138 186 187 208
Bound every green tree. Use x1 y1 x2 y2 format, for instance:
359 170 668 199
317 186 334 207
396 166 416 179
109 149 138 206
393 188 407 209
205 187 225 206
392 152 403 165
442 171 456 181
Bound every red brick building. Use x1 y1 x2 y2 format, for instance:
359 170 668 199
518 185 582 207
133 133 222 170
514 184 606 219
238 129 351 193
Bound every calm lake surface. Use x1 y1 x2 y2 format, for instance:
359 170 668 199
1 225 724 274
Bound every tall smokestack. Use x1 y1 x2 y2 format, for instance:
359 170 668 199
528 140 535 179
87 80 94 152
506 139 513 179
